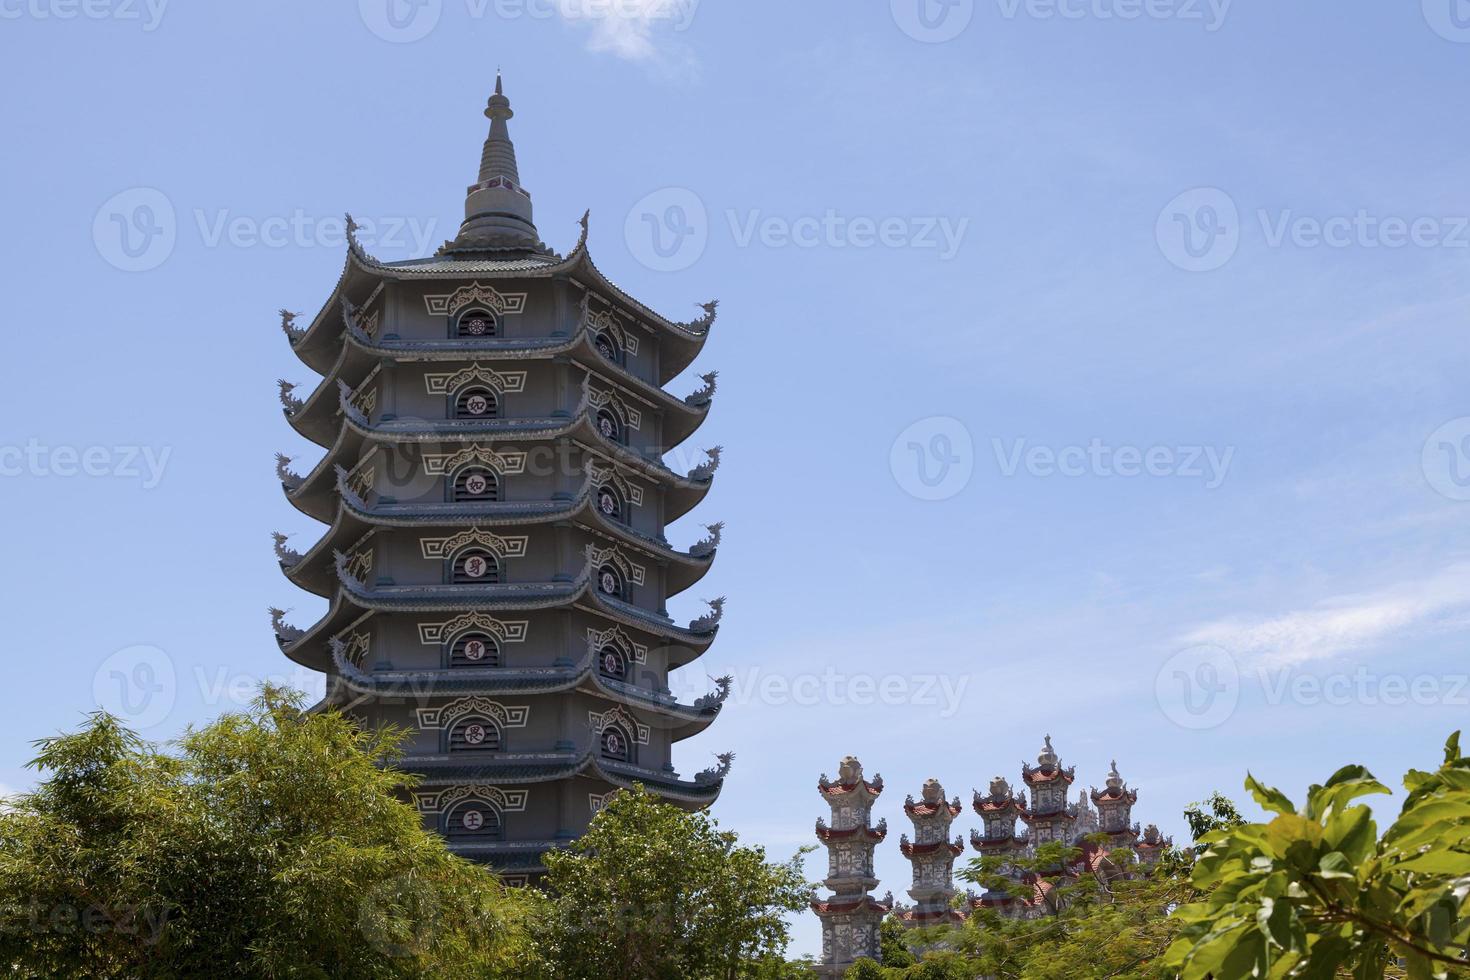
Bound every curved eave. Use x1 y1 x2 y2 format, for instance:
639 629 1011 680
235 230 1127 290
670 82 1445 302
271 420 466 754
293 256 383 374
576 591 718 657
281 578 587 671
343 323 713 450
287 342 379 449
327 646 723 739
309 572 715 652
353 235 715 382
399 751 723 808
592 757 723 808
337 411 716 515
567 249 712 384
283 425 365 524
900 841 965 858
321 483 715 596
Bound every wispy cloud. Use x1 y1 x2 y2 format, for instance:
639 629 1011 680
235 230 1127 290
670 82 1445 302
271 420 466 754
1179 563 1470 668
558 0 699 69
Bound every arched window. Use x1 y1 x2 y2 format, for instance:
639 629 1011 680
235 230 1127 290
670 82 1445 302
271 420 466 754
449 631 500 668
445 801 503 841
452 466 499 503
595 483 624 523
598 644 628 681
448 716 501 752
451 549 499 584
594 332 621 364
455 386 498 419
596 564 625 600
455 308 497 338
594 408 622 444
600 724 633 763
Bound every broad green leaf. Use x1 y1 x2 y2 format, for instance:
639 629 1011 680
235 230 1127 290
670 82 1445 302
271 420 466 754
1247 773 1298 816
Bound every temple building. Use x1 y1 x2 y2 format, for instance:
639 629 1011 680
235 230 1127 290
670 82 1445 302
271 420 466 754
897 779 965 927
271 76 732 883
812 757 892 977
965 736 1168 921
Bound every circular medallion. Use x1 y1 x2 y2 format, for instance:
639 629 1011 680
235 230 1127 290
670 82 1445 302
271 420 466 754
465 317 489 335
598 416 616 438
602 651 623 675
465 474 489 496
598 490 617 515
464 724 487 745
463 638 488 662
462 810 485 831
463 556 489 579
596 335 617 360
605 732 622 755
465 394 490 416
600 571 618 595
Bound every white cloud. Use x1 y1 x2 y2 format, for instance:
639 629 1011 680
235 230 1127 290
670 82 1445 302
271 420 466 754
1178 563 1470 668
557 0 699 68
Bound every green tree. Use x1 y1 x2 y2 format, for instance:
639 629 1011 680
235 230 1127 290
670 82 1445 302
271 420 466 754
1165 732 1470 979
538 784 811 980
0 687 541 978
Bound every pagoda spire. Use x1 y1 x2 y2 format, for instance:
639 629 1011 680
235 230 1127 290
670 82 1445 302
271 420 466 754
443 73 548 256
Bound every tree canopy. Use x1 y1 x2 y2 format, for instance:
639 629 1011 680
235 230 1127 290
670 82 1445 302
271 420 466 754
537 784 812 980
0 687 539 978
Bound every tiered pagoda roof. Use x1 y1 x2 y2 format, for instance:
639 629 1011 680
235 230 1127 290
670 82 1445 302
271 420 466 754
272 76 732 874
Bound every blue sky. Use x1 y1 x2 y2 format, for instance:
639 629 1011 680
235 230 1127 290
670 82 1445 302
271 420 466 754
4 0 1470 959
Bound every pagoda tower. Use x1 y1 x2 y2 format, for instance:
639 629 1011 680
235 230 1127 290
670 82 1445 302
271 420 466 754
898 778 964 927
271 76 733 883
1135 823 1174 868
1019 735 1077 847
812 757 891 977
1089 761 1141 850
